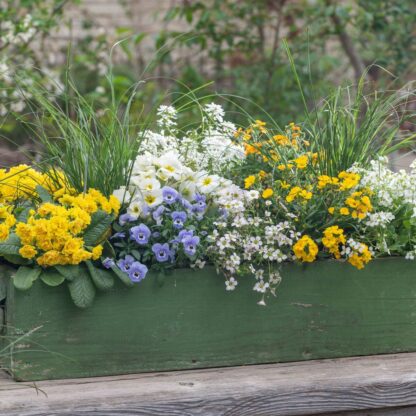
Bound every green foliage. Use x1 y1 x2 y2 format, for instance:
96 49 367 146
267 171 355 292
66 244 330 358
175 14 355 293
0 234 21 256
40 269 65 287
83 211 116 246
159 0 415 125
67 268 96 308
18 77 143 196
86 261 114 291
13 266 41 291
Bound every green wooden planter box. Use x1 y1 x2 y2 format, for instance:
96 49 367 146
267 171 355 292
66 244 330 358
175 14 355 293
0 257 415 381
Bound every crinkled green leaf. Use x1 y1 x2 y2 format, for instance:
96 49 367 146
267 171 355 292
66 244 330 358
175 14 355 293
40 269 65 287
54 265 79 281
111 265 134 287
83 210 114 246
0 233 21 256
35 185 53 203
13 266 41 291
67 271 96 308
86 261 114 291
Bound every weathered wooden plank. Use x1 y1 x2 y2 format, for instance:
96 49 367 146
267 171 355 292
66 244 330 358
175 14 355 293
2 353 416 415
3 258 416 381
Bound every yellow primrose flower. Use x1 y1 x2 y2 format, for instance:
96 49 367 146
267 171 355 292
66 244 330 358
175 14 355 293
19 245 37 259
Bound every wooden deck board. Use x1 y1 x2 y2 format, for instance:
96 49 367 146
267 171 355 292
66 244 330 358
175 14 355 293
2 353 416 415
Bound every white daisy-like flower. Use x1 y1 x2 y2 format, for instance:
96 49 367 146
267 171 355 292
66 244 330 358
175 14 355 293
225 277 238 291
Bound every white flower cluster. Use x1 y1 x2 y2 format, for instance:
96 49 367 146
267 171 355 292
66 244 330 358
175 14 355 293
208 206 299 300
0 15 36 47
365 212 395 228
113 150 248 220
353 157 416 213
139 104 245 174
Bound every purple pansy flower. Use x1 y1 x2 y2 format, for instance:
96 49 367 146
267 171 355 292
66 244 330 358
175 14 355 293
177 229 194 242
162 186 179 204
152 243 171 262
152 205 165 225
152 231 161 238
102 257 115 269
117 255 135 272
127 261 148 283
182 235 200 257
130 224 151 245
110 232 126 240
119 213 135 226
180 198 193 211
171 211 187 229
192 193 207 213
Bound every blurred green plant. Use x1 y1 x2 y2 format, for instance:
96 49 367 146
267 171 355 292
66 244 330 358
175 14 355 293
156 0 415 125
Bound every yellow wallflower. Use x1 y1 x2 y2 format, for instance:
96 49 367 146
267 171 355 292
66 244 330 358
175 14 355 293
322 226 346 259
286 186 312 203
340 207 350 215
338 171 361 191
345 191 372 219
348 243 372 270
244 175 256 189
293 155 308 169
91 245 103 260
262 188 274 199
328 207 335 214
293 235 318 263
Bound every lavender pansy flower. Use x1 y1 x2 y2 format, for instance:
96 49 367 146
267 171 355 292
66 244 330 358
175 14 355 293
119 213 135 226
152 231 161 239
117 255 135 272
192 193 207 213
152 205 165 225
152 243 171 263
182 235 200 257
180 198 193 211
171 211 187 229
127 261 148 283
178 229 194 242
130 224 151 245
162 186 179 204
110 232 126 240
102 257 115 269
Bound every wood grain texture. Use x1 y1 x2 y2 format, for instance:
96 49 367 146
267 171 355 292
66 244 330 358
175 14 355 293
2 258 416 381
2 353 416 415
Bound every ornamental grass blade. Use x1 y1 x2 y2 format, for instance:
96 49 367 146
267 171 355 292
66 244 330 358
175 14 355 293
67 271 96 308
86 261 114 291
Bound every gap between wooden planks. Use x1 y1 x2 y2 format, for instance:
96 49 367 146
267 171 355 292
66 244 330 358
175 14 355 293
2 353 416 415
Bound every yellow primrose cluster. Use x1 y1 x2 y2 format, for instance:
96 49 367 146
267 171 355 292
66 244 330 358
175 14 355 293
12 189 119 267
58 189 120 216
322 226 346 259
0 205 16 242
0 165 74 204
293 235 319 263
0 165 46 204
